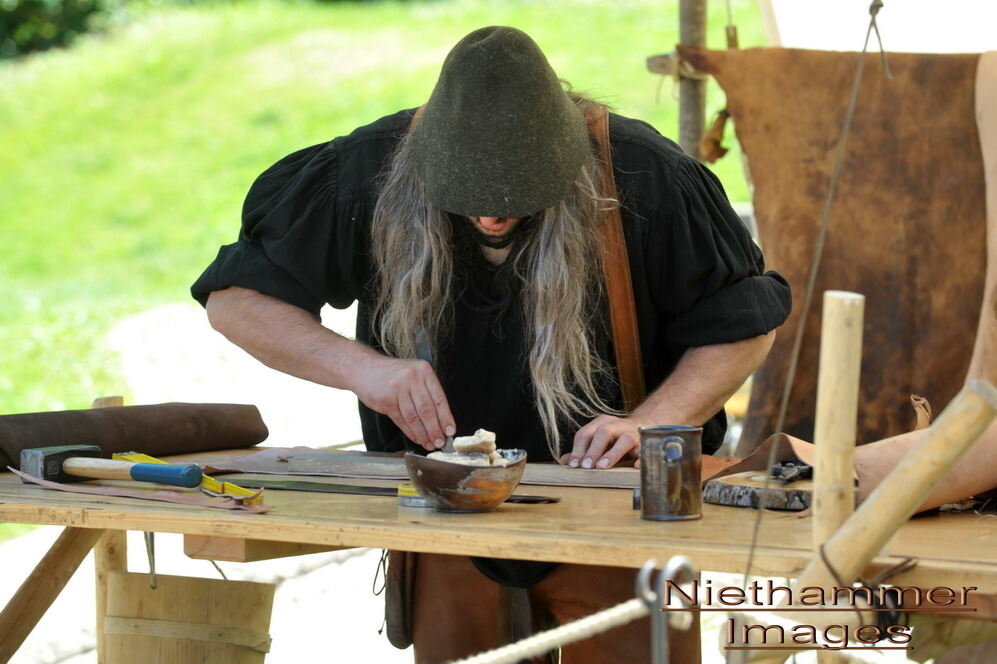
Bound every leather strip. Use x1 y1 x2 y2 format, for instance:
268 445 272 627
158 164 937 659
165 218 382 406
103 617 271 652
9 467 271 513
587 106 647 411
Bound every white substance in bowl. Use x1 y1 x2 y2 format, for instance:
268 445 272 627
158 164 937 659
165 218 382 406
428 429 509 466
452 428 497 455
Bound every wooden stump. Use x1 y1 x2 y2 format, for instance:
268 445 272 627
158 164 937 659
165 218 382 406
703 471 812 511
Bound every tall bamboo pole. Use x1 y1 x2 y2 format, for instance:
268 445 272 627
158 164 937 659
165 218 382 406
798 380 997 593
679 0 707 158
812 292 864 548
812 294 864 664
742 380 997 660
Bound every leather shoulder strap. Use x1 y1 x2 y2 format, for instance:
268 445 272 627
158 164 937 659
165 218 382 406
586 107 647 411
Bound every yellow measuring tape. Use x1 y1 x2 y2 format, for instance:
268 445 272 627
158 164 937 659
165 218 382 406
112 452 264 504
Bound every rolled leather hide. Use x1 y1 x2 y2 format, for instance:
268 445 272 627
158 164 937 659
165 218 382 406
0 403 268 469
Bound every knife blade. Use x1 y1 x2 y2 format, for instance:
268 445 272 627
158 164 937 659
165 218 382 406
231 477 560 504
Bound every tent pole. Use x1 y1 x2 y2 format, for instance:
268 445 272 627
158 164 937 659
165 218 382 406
679 0 708 158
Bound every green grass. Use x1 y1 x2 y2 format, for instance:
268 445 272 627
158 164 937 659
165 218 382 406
0 523 36 544
0 0 766 416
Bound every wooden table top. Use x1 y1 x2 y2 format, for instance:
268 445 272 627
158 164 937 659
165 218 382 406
1 449 995 592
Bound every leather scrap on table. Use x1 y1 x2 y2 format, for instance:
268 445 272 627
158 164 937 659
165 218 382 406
911 394 933 430
9 466 271 513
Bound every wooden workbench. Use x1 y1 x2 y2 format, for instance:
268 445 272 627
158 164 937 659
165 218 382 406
1 449 996 592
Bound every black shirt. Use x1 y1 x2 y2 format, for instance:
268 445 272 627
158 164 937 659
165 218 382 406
191 107 792 586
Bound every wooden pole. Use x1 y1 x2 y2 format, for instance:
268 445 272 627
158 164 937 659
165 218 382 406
679 0 707 158
0 527 104 662
673 5 706 659
91 395 124 409
812 291 864 549
797 380 997 594
92 395 128 663
755 0 782 47
741 380 997 659
811 292 864 664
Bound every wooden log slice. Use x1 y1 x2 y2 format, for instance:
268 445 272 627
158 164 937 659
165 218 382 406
703 471 813 511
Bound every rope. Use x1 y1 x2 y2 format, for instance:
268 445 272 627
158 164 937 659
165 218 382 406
448 598 648 664
740 0 893 591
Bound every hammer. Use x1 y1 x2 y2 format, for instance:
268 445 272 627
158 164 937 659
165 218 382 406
20 445 202 488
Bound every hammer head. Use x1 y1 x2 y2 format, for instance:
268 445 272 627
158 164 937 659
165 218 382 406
20 445 102 483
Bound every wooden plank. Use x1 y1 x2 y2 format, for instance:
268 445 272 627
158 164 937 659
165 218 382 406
218 447 642 488
183 535 346 562
104 572 274 663
95 531 127 662
0 527 104 662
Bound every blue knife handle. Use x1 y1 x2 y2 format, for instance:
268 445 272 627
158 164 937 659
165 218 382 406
129 463 202 488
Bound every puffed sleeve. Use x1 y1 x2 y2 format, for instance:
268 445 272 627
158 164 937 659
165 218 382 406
191 142 367 317
652 157 791 346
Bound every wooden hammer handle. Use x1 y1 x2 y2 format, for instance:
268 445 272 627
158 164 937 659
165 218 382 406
62 457 135 480
62 458 202 487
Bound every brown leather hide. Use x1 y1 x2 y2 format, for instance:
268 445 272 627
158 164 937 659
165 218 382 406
681 47 987 451
0 403 269 468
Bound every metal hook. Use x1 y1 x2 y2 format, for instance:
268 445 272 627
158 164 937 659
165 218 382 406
662 556 696 631
634 557 699 664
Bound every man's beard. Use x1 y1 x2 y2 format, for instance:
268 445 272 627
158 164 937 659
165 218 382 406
467 214 538 249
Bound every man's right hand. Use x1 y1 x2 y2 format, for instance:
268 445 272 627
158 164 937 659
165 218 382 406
349 356 456 451
206 288 456 451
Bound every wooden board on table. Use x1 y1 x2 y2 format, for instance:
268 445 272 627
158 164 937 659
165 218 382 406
183 535 346 563
204 447 641 489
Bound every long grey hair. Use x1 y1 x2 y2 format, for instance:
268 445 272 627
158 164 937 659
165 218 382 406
371 94 621 458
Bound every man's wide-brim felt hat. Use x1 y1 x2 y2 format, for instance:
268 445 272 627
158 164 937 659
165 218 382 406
408 26 590 219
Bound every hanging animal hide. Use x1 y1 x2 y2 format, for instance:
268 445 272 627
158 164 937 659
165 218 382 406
680 47 988 452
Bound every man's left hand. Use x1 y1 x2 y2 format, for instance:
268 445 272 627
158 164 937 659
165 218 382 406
561 414 652 469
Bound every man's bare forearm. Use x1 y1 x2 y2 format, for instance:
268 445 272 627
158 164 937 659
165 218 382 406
205 286 458 449
630 331 776 427
568 331 776 467
205 286 377 391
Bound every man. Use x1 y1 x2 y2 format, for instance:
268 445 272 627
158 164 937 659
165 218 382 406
192 26 790 663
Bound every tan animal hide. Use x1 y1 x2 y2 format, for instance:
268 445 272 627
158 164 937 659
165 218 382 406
681 47 987 452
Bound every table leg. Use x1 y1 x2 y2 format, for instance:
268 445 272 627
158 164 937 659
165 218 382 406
0 527 104 662
95 531 127 662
